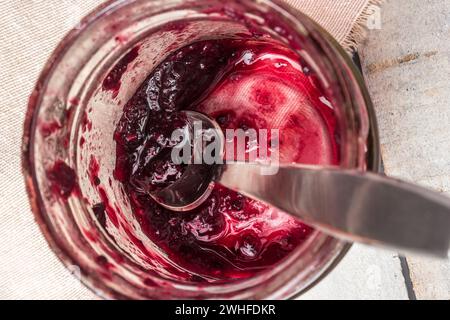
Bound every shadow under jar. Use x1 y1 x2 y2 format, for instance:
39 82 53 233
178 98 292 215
22 0 380 299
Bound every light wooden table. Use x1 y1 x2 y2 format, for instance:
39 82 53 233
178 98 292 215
304 0 450 300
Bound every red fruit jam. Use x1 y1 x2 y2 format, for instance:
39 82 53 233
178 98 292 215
113 38 339 281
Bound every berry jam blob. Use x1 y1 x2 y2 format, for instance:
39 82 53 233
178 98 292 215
112 37 339 281
24 0 377 299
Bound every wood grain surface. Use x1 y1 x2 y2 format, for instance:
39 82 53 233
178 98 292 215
359 0 450 300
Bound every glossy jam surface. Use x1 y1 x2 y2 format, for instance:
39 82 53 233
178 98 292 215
113 38 339 281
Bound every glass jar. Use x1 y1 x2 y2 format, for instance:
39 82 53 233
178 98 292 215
22 0 380 299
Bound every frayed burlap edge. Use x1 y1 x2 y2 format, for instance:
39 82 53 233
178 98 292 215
342 0 386 51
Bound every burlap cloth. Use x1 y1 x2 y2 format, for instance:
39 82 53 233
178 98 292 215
0 0 383 299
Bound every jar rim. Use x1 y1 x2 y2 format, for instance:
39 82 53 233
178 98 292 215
22 0 381 300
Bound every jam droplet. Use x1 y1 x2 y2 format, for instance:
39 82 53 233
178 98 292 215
103 45 140 97
92 203 107 228
47 161 77 199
